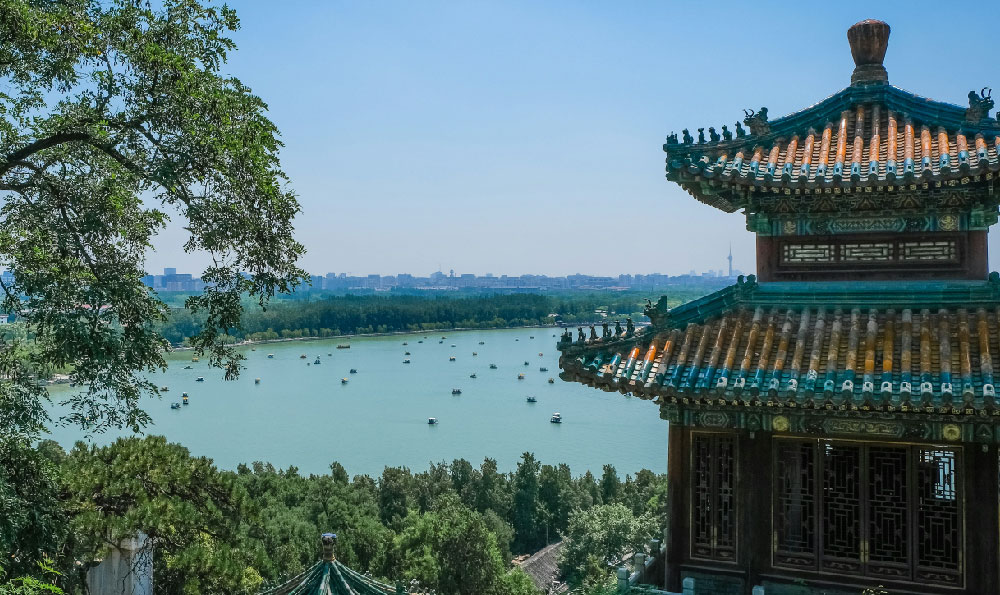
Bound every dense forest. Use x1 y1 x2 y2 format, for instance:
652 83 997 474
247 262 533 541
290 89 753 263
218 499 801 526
157 290 709 345
2 436 665 595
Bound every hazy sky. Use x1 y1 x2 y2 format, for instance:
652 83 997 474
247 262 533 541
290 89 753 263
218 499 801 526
148 1 1000 277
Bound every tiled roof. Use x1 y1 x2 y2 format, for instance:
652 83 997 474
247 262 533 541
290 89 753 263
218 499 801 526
518 541 569 594
558 278 1000 412
259 560 401 595
664 85 1000 213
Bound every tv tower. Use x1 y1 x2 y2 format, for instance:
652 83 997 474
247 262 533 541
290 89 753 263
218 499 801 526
727 244 733 278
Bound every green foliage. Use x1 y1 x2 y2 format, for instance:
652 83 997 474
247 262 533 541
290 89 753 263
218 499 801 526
0 559 63 594
4 435 664 594
0 0 305 439
559 504 659 587
0 439 65 580
61 437 260 595
152 289 716 346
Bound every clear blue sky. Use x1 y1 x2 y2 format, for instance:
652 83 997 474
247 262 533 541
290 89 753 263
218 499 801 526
148 0 1000 277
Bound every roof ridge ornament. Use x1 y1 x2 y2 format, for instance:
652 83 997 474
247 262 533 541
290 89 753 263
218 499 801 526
743 108 770 136
965 88 995 123
847 19 890 86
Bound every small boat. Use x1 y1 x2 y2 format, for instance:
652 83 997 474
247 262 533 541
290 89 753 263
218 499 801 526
255 378 261 384
183 365 193 369
479 341 485 345
449 356 456 361
182 395 189 405
451 344 456 347
251 347 256 351
428 417 438 425
538 352 544 357
526 396 537 403
518 373 525 380
337 344 351 349
540 367 548 372
341 377 349 384
403 342 408 345
530 336 534 339
328 353 332 356
515 339 519 341
350 368 357 374
550 412 562 423
439 340 444 344
307 363 311 366
470 373 477 378
267 354 274 359
182 392 189 397
405 351 411 355
196 376 205 382
170 402 181 409
160 386 169 392
472 352 478 356
418 340 423 344
191 356 199 362
452 388 462 395
300 354 307 359
548 378 555 384
489 363 497 369
314 358 321 364
524 361 530 366
441 336 447 339
403 359 411 364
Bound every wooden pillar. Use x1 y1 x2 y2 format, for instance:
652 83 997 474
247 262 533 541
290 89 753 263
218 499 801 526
966 230 988 280
740 431 772 593
964 443 999 594
665 423 687 592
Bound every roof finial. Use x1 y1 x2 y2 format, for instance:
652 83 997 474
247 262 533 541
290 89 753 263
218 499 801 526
321 532 337 562
847 19 890 86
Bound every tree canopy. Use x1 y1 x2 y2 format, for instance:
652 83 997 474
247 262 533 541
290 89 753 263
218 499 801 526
0 0 305 438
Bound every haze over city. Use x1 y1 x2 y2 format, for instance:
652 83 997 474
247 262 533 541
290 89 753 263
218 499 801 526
146 1 1000 278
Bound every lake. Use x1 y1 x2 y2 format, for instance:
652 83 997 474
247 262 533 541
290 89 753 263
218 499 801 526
46 327 667 477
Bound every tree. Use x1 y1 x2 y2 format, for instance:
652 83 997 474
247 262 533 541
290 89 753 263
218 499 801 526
559 504 658 587
61 436 261 594
599 464 620 504
512 452 542 553
0 0 305 439
386 496 510 595
0 440 65 580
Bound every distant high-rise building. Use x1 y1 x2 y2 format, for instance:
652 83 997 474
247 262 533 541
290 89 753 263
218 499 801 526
163 267 176 276
727 244 733 277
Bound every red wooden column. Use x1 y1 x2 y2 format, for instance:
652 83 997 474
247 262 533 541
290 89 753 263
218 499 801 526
664 423 688 592
964 442 999 594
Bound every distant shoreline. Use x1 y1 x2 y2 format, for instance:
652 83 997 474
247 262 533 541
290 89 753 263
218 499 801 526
168 322 576 352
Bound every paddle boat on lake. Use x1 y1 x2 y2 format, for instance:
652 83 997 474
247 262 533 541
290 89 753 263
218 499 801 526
526 396 537 403
452 388 462 395
550 412 562 424
170 402 181 410
428 417 438 425
196 376 204 382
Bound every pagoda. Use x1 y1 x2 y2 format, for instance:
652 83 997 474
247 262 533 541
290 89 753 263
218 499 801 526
259 533 407 595
558 20 1000 595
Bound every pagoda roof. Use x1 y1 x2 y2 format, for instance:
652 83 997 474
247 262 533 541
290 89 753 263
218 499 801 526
664 21 1000 212
558 277 1000 420
259 559 402 595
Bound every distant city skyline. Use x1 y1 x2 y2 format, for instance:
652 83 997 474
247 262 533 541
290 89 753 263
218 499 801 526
139 2 1000 276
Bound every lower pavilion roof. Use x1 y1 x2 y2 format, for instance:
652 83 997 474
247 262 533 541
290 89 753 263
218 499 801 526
259 560 402 595
558 277 1000 415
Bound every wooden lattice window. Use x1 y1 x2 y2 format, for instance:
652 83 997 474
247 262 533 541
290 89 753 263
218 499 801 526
773 439 962 587
691 432 737 562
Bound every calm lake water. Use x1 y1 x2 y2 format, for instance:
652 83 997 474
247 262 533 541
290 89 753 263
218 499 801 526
46 327 667 477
